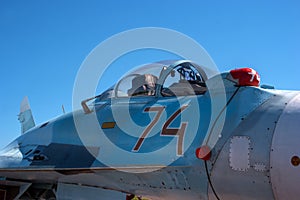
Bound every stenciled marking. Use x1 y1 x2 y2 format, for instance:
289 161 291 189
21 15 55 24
132 105 188 156
133 107 165 152
161 105 188 155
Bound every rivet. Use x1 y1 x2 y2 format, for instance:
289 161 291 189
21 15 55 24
291 156 300 166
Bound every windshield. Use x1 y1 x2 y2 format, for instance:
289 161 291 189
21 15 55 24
94 60 209 101
114 61 171 97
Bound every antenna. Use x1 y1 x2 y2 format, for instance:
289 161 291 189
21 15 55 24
62 105 66 114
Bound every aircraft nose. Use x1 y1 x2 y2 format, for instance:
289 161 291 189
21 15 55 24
0 146 23 168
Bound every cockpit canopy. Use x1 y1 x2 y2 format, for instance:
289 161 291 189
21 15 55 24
115 60 208 98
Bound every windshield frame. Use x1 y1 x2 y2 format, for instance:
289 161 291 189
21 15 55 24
110 60 208 99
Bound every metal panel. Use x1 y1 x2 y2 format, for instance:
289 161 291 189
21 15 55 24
270 93 300 200
208 91 295 200
253 163 266 172
229 136 250 171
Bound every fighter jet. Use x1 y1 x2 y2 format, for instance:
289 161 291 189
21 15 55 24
0 60 299 200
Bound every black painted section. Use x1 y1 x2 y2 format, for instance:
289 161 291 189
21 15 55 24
30 143 99 168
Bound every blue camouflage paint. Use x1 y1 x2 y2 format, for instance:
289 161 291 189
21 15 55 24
1 60 291 200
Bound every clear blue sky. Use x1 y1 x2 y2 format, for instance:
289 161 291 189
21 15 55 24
1 1 300 149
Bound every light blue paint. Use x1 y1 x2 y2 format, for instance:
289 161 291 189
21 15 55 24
0 60 296 199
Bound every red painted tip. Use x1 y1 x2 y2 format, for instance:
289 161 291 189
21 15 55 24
196 146 211 161
230 68 260 87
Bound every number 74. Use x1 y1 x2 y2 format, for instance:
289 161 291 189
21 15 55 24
132 105 189 156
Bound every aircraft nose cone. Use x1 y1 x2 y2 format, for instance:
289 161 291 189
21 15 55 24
0 146 23 168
